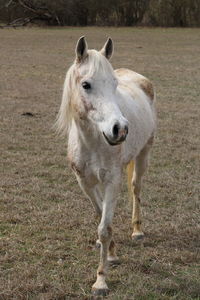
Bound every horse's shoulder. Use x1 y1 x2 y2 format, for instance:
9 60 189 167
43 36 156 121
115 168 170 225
115 68 154 102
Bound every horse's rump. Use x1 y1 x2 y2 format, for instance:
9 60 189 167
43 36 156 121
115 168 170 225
115 68 154 103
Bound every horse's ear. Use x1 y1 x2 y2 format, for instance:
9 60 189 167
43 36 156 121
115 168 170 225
100 37 113 60
75 36 88 62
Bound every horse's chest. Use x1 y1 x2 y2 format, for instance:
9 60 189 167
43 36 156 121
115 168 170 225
67 145 112 185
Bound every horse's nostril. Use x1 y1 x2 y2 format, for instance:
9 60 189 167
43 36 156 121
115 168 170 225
112 123 119 138
125 125 128 135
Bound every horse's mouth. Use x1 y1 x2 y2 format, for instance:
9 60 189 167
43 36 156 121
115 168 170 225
103 132 126 146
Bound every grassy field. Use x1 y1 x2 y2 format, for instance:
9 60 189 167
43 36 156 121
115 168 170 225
0 27 199 300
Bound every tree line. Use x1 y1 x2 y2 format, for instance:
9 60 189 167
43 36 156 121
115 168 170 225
0 0 200 27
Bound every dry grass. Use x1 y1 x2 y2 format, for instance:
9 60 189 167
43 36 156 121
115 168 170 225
0 27 199 300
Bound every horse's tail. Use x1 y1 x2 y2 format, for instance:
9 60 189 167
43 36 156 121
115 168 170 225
126 160 134 201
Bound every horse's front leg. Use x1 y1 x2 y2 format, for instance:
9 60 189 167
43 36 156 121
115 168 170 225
76 176 102 217
92 183 119 296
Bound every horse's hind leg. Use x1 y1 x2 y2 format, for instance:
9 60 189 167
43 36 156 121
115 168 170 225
77 177 118 260
96 234 118 265
132 137 153 240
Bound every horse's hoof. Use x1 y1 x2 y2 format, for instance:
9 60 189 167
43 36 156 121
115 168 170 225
107 255 120 266
96 239 101 249
92 287 109 297
132 232 144 241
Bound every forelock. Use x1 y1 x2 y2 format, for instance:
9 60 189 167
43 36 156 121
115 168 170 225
80 49 114 78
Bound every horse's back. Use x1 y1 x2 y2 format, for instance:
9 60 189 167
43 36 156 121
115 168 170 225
115 68 154 103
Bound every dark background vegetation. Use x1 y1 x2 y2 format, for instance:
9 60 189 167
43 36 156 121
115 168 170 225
0 0 200 27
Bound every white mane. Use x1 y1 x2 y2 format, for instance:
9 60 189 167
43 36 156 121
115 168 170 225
56 64 76 137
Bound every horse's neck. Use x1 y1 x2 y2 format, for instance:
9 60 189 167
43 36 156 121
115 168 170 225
70 119 101 149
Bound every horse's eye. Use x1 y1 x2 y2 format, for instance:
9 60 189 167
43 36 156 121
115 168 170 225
82 81 91 90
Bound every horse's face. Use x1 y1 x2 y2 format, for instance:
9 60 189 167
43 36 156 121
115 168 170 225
74 37 128 146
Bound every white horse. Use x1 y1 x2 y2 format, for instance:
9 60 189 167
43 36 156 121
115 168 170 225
57 36 156 296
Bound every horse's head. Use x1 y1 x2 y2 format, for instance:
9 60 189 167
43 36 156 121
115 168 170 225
59 37 128 146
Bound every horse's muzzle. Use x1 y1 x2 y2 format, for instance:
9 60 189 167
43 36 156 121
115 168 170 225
103 123 128 146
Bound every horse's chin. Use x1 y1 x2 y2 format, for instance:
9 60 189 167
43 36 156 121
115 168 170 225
103 132 124 146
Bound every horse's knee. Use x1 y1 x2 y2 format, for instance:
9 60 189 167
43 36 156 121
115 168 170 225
98 224 112 243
